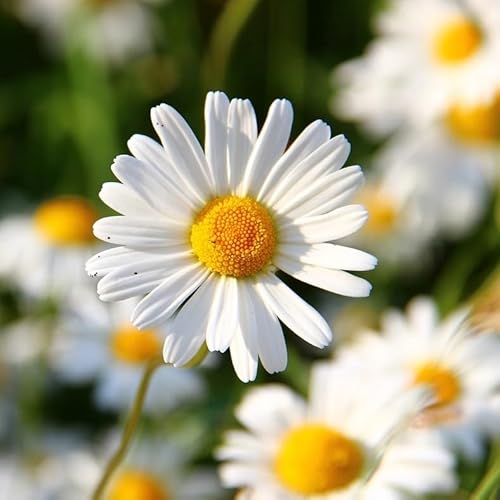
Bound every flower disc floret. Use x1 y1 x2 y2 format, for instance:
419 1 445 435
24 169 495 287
108 470 169 500
432 16 482 64
413 361 461 408
111 324 161 364
446 92 500 144
190 195 277 278
34 197 97 246
274 424 364 495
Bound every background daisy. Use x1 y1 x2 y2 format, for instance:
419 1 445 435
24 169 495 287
217 361 435 499
50 292 205 414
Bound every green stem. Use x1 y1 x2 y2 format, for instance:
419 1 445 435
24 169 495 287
202 0 262 90
471 442 500 500
91 360 161 500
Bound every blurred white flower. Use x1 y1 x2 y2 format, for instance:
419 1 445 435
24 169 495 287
333 0 500 136
348 127 490 264
50 292 204 414
339 297 500 461
0 197 100 301
17 0 165 64
0 430 222 500
86 91 376 382
217 361 437 499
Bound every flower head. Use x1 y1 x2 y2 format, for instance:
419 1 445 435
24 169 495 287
87 91 375 381
216 361 439 499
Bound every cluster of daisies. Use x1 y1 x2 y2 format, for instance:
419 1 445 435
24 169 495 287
333 0 500 264
0 85 498 499
0 0 499 498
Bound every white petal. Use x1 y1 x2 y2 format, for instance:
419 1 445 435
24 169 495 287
237 99 293 197
163 274 217 366
93 216 185 248
151 104 212 202
281 205 368 243
132 264 210 328
86 246 143 276
256 119 331 201
264 134 350 208
111 154 193 222
279 243 377 271
205 91 230 194
273 165 363 219
255 273 332 348
230 282 259 382
227 98 258 191
127 134 200 209
206 276 239 353
99 182 158 217
96 254 192 301
234 384 306 436
230 327 258 383
276 255 372 297
247 284 287 374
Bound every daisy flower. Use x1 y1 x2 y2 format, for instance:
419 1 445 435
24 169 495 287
86 91 376 382
349 127 489 264
0 431 222 500
50 292 204 414
16 0 165 64
216 361 440 499
333 0 500 135
339 297 500 461
0 196 100 300
103 433 223 500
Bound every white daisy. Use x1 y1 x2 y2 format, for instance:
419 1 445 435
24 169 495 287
339 297 500 461
349 127 490 264
216 361 435 499
16 0 164 64
333 0 500 135
0 196 100 300
0 431 222 500
50 291 204 414
86 91 376 382
103 432 223 500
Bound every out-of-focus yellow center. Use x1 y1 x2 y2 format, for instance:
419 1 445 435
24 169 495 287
34 197 97 246
413 361 461 408
108 470 169 500
190 195 276 278
446 93 500 145
432 16 482 64
358 188 397 235
274 424 364 495
111 324 161 364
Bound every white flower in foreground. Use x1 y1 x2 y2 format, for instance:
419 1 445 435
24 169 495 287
0 197 99 300
86 91 376 382
51 293 204 414
349 128 490 264
339 297 500 461
17 0 164 64
217 362 435 499
333 0 500 135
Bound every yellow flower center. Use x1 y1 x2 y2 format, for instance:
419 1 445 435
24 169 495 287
190 195 276 278
358 188 397 235
34 197 97 247
108 470 169 500
432 16 482 65
111 324 161 364
274 424 364 495
446 92 500 145
413 361 461 408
